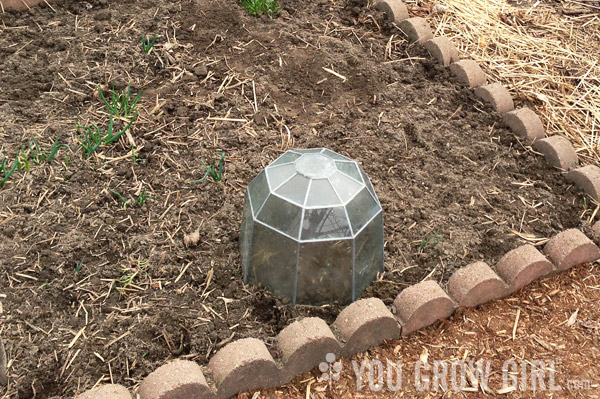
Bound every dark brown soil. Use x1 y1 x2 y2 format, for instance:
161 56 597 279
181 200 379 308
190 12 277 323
0 0 589 397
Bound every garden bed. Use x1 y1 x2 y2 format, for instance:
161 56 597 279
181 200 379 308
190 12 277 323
0 0 588 397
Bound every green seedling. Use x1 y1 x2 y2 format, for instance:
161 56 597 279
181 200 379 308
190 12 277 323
104 114 138 144
141 32 158 54
131 144 146 164
191 152 225 183
242 0 279 16
135 189 153 206
28 136 69 164
98 84 143 117
77 114 137 158
18 147 30 172
419 229 444 252
78 123 105 158
28 137 42 164
47 137 69 162
117 267 138 290
0 156 20 187
109 188 129 209
75 257 85 274
116 259 147 291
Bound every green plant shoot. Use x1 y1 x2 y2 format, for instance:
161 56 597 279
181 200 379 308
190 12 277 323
141 32 158 54
135 189 153 206
97 84 143 117
0 157 20 187
419 229 444 251
191 152 225 183
109 188 128 209
242 0 279 16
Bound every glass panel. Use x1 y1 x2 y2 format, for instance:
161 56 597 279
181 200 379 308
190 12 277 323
329 171 363 204
296 239 352 305
257 194 302 238
275 174 310 205
271 151 302 166
248 170 269 216
345 188 380 233
353 212 384 300
305 179 342 207
322 148 350 161
246 223 297 303
295 154 336 179
240 193 255 278
301 206 352 241
265 163 296 190
335 161 362 183
358 165 378 203
294 148 324 154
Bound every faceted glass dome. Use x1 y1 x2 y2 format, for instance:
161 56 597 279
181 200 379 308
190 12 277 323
240 148 384 305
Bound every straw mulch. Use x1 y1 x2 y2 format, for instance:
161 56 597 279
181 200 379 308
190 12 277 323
407 0 600 165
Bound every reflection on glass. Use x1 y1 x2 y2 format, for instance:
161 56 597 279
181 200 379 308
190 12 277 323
305 179 341 207
248 223 298 302
265 163 296 190
322 148 350 161
257 194 302 238
276 174 310 205
294 148 324 154
301 207 351 240
271 151 302 166
346 188 379 233
248 170 269 216
360 167 378 204
354 212 384 299
329 171 363 204
296 239 352 305
335 161 363 182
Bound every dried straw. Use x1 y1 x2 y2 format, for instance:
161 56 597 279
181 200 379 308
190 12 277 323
408 0 600 164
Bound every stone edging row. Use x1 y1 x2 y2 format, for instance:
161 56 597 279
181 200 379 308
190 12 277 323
38 0 599 398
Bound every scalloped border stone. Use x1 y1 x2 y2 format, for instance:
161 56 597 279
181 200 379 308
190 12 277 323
393 280 456 336
373 0 409 22
76 384 132 399
398 17 434 44
503 108 546 143
544 229 600 271
566 165 600 202
0 0 52 10
447 261 507 307
533 136 579 170
138 360 213 399
473 82 515 113
209 338 280 399
332 298 400 356
495 244 555 294
449 60 487 88
424 37 460 66
277 317 341 381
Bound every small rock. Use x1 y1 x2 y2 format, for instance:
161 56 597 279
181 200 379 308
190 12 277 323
94 9 111 21
194 65 208 78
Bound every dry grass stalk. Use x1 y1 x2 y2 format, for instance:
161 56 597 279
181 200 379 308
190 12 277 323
410 0 600 164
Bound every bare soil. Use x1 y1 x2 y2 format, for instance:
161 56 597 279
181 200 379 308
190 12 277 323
0 0 590 397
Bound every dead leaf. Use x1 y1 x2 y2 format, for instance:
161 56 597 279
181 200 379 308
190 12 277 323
183 231 200 247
